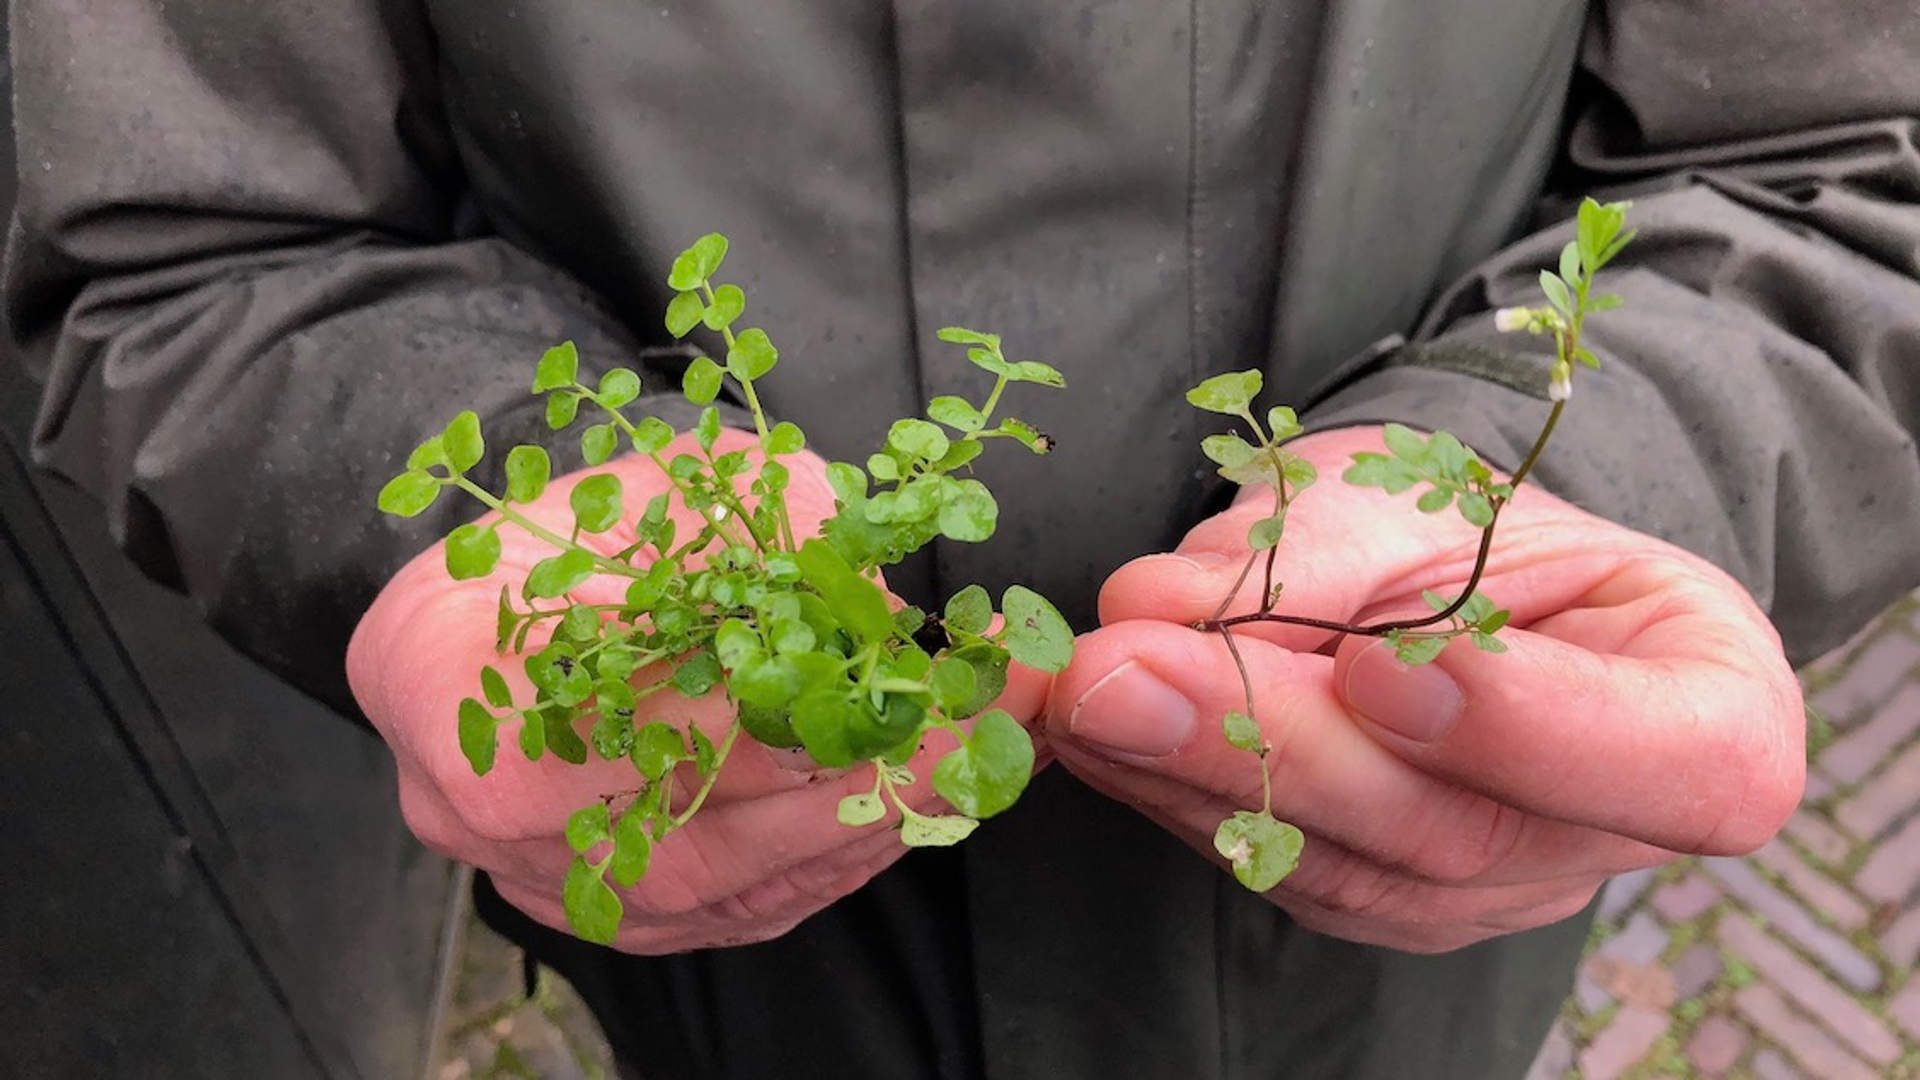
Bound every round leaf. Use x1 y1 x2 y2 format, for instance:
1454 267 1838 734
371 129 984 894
565 804 612 854
598 368 641 408
546 391 580 430
665 291 705 338
562 858 622 944
667 233 728 290
570 473 624 534
1186 370 1262 415
931 709 1033 818
505 444 551 504
683 356 724 405
1213 811 1304 891
887 418 949 462
609 812 652 887
766 421 806 456
944 584 993 637
1222 710 1264 754
725 328 778 381
927 395 985 434
938 480 998 543
836 792 887 827
704 284 746 331
526 549 597 599
445 523 502 580
899 813 979 848
630 722 686 782
581 423 617 466
479 665 513 709
1002 585 1073 673
631 416 675 455
532 342 580 393
457 698 498 776
377 470 441 518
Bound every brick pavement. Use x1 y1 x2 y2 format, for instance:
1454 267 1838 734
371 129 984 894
435 594 1920 1080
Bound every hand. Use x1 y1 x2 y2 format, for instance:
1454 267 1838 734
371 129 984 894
348 428 1048 953
1046 425 1804 952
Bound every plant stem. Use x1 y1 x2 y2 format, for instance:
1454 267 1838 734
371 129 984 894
669 720 742 829
451 477 643 579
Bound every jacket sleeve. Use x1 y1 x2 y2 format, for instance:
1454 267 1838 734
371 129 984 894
1305 0 1920 666
4 1 707 714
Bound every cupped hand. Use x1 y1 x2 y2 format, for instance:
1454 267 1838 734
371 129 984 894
1047 425 1804 952
348 428 1049 953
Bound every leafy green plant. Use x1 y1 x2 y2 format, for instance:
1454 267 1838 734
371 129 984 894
379 234 1072 943
1188 198 1636 891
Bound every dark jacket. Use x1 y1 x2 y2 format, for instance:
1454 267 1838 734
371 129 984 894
10 2 1920 1077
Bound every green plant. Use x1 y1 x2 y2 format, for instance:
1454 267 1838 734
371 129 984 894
379 234 1072 942
1187 198 1636 890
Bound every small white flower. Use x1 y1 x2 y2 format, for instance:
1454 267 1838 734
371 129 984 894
1493 307 1532 333
713 504 730 521
1225 838 1254 867
1549 370 1573 402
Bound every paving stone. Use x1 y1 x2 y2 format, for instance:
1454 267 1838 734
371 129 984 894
1882 904 1920 969
1587 955 1675 1010
1819 684 1920 783
1523 1021 1576 1080
1651 876 1720 924
1670 942 1724 1000
1835 737 1920 840
1597 910 1668 965
1855 809 1920 906
1813 632 1920 722
1749 1046 1809 1080
1750 836 1868 931
1701 857 1881 991
1717 915 1901 1066
1733 985 1879 1080
1598 867 1656 923
1576 1005 1668 1080
1890 979 1920 1043
1684 1014 1746 1076
1781 811 1853 866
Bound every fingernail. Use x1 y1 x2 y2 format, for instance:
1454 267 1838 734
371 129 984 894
1168 552 1233 570
1344 640 1464 744
1068 661 1197 758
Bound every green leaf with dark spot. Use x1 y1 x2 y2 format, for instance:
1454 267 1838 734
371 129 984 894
1002 585 1072 673
900 813 979 847
837 792 886 827
505 445 550 503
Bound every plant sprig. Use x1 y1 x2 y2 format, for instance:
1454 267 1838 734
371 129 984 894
1188 198 1635 891
380 234 1073 943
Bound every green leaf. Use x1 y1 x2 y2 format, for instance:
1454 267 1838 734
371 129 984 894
546 391 580 429
726 328 779 381
479 666 513 709
630 722 685 782
445 523 502 580
518 710 545 760
695 406 721 452
929 657 979 713
377 471 441 517
505 445 551 503
631 416 675 455
565 804 612 854
690 726 718 776
938 480 998 543
533 342 580 393
598 368 642 409
1416 488 1453 514
526 549 596 599
795 538 894 644
582 423 617 466
672 651 723 697
738 703 801 749
407 435 448 471
1458 591 1498 625
928 395 986 434
668 233 728 291
1009 360 1066 387
932 709 1034 818
562 857 622 944
1002 585 1073 673
1186 370 1263 415
665 291 705 338
1558 241 1582 288
993 418 1054 454
1382 423 1428 463
1213 811 1303 891
899 813 980 848
1539 271 1573 316
935 326 1000 348
945 584 993 637
609 812 652 887
1282 457 1319 492
1471 631 1508 654
1266 406 1302 441
1589 293 1623 313
1478 608 1511 634
1458 492 1495 528
1421 588 1454 614
1222 710 1264 754
570 473 624 534
964 346 1014 379
1201 433 1260 469
683 356 724 405
544 708 589 764
527 645 594 707
837 792 887 827
1247 515 1285 551
704 284 746 331
1390 633 1449 666
887 418 950 462
767 421 806 455
731 653 802 709
946 642 1009 719
457 698 498 776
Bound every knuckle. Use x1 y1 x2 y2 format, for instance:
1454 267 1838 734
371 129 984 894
1383 791 1526 886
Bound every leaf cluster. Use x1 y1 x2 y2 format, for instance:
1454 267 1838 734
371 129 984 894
380 235 1072 943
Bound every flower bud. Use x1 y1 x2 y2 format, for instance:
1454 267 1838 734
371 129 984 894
1493 307 1532 333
